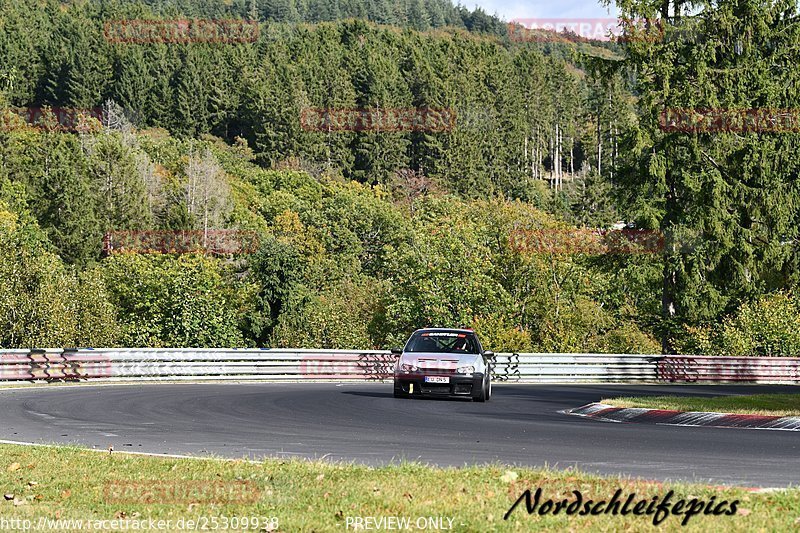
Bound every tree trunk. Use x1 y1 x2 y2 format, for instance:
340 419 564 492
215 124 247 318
534 126 539 179
661 259 677 354
570 139 574 177
549 131 554 188
661 175 678 354
597 114 602 178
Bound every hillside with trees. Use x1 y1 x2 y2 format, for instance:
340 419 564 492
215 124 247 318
0 111 663 351
1 0 799 355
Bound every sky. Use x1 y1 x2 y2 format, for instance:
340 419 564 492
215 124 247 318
468 0 618 20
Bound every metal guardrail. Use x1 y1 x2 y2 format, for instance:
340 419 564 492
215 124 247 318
493 353 659 382
656 356 800 383
0 349 799 384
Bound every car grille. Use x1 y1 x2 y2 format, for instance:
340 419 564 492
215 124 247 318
453 383 472 395
420 384 451 395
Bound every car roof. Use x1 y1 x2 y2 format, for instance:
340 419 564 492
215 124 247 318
413 327 475 334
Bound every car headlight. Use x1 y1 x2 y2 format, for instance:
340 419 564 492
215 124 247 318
400 363 418 373
457 365 475 375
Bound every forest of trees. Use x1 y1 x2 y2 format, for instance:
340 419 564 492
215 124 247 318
1 0 799 355
0 0 624 200
102 0 510 33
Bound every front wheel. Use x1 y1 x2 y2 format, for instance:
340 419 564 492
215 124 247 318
393 382 406 398
473 376 490 402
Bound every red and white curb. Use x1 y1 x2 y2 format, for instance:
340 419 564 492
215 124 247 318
566 403 800 431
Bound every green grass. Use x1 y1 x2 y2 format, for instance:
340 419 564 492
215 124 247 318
0 444 798 531
601 394 800 417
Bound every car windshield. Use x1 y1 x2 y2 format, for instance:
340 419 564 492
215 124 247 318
405 331 479 354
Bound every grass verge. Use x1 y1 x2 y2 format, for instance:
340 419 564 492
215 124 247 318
0 444 799 531
601 394 800 417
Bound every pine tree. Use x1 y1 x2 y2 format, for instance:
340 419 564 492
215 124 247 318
62 11 113 108
84 132 152 232
346 26 411 183
173 47 213 137
294 24 357 174
613 0 800 351
407 0 431 31
113 48 154 128
31 132 102 265
147 47 179 131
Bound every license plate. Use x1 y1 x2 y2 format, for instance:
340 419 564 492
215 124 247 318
424 376 449 384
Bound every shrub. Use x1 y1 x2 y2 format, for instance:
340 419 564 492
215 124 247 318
100 253 255 347
678 292 800 357
0 202 121 348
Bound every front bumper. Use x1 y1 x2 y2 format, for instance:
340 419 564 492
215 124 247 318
394 372 485 397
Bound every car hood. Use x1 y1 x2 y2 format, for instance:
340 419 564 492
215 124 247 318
399 352 481 370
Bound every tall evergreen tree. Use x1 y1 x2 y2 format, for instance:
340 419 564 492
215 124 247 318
84 133 152 232
30 132 102 265
612 0 800 351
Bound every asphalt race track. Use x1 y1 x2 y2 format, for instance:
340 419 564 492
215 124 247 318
0 383 797 487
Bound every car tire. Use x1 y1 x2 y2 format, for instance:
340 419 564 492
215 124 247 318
393 383 405 398
473 375 489 402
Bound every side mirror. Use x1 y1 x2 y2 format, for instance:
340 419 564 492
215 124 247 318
483 350 495 360
390 347 403 355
